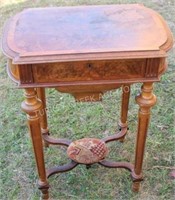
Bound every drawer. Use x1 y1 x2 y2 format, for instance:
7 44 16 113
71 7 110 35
32 59 146 83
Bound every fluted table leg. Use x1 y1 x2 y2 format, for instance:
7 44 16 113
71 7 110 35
21 88 49 199
119 85 130 142
132 83 156 191
36 88 49 147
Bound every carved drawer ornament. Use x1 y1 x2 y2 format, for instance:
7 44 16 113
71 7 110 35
67 138 109 164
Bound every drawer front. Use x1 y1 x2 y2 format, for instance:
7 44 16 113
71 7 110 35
32 59 147 83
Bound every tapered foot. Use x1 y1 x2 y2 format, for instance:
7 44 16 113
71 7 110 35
132 181 140 192
38 181 49 200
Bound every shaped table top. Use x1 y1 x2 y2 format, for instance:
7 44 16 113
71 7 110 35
2 4 173 64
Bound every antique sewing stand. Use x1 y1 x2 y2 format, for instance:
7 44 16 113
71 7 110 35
2 4 173 199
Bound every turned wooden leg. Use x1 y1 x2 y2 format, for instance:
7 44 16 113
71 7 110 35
132 83 156 192
21 88 49 199
119 85 130 142
36 88 49 147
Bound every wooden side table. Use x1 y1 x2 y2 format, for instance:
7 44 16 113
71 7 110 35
2 4 173 199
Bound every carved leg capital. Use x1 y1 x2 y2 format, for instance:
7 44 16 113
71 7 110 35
136 83 157 109
21 88 43 116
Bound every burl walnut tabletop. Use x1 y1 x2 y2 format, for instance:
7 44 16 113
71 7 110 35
2 4 173 200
